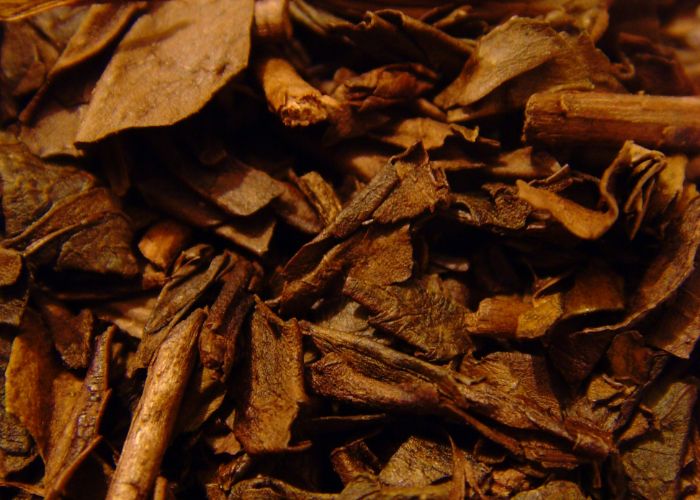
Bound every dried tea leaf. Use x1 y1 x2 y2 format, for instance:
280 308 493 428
272 180 324 235
621 379 699 499
170 158 283 218
331 9 472 75
306 324 607 463
373 117 479 151
45 2 146 80
131 246 228 373
280 223 413 313
450 185 531 232
0 249 22 288
76 0 254 143
647 268 700 358
198 257 254 379
513 480 587 500
436 18 567 109
5 311 82 463
375 144 449 222
296 171 342 226
36 295 93 370
626 195 700 325
0 332 35 479
330 63 436 112
515 177 617 240
0 144 137 276
343 277 472 360
43 327 114 498
234 299 308 454
138 219 192 270
377 435 452 488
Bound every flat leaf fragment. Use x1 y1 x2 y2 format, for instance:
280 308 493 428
343 277 472 360
234 300 308 454
76 0 254 143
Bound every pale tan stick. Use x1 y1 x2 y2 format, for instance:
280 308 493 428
524 91 700 152
106 309 206 500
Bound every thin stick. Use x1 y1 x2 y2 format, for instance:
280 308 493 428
524 92 700 152
106 309 206 500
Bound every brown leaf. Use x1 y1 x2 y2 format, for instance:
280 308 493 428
0 332 35 479
280 223 413 314
378 435 452 488
198 257 254 379
0 144 137 276
343 277 472 360
36 294 94 370
76 0 254 143
131 246 228 373
331 9 472 75
621 379 699 499
0 249 21 289
647 268 700 358
5 311 82 463
43 327 114 499
234 299 308 454
515 176 618 240
513 480 587 500
166 151 283 218
436 18 568 109
138 219 192 270
330 63 436 112
296 171 343 226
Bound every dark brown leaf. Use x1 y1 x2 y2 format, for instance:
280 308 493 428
234 299 308 454
343 277 472 360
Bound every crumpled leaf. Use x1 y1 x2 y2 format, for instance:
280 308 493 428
330 63 436 112
516 175 618 240
280 223 414 314
5 312 113 497
131 246 228 373
371 143 449 224
647 268 700 358
436 18 569 109
620 379 699 499
330 9 472 75
295 171 342 226
0 143 138 276
343 277 471 360
373 117 479 151
0 332 35 479
280 146 439 312
43 327 114 498
75 0 254 143
36 294 94 369
450 184 531 232
377 435 452 488
513 480 587 500
234 299 308 454
305 324 608 466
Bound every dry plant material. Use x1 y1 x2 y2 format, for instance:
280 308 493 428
1 1 700 499
524 91 700 151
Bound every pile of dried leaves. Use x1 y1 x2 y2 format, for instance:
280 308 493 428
1 0 700 498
